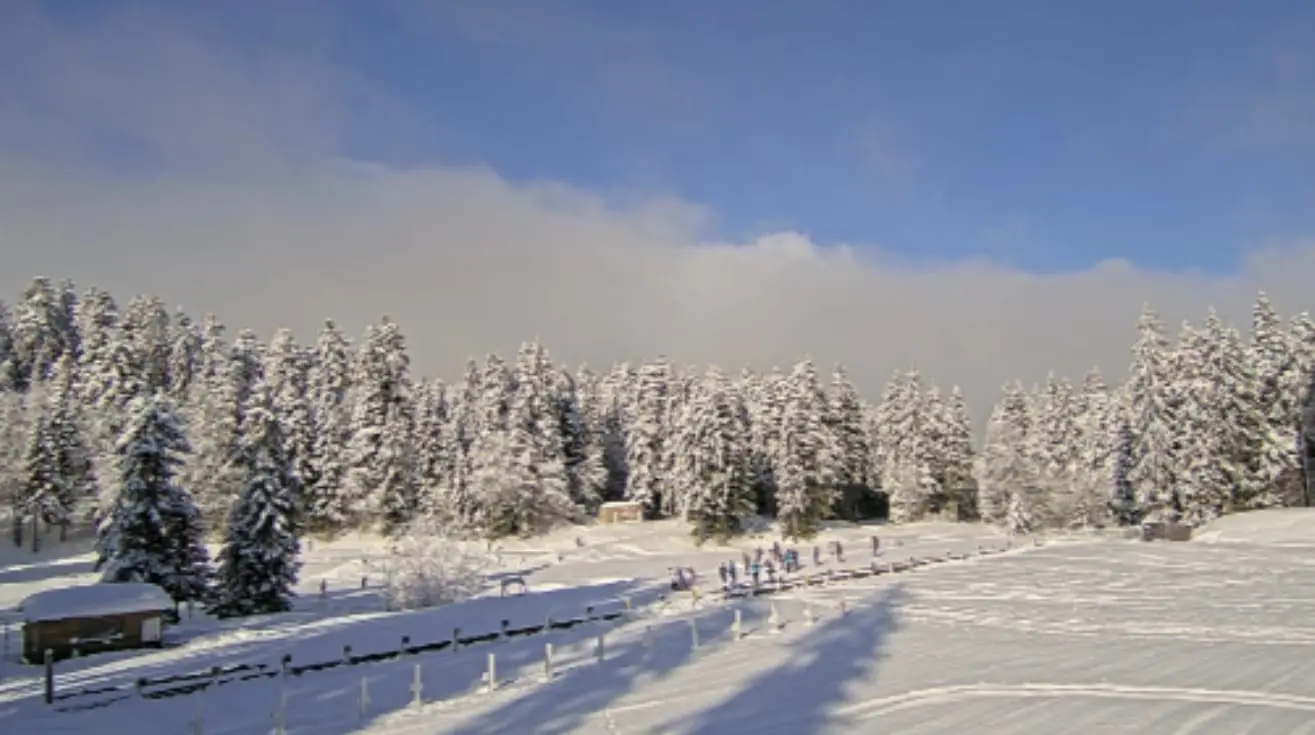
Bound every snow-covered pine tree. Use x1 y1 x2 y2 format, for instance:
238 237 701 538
1172 320 1232 525
975 383 1039 529
741 367 783 516
441 359 483 532
265 329 316 511
940 386 977 519
1247 292 1301 507
623 357 675 518
11 277 65 389
412 378 452 520
166 308 201 403
1070 368 1114 528
305 320 353 534
1 391 32 546
183 322 252 529
1108 413 1138 525
97 393 210 604
470 344 575 538
209 379 301 617
73 288 119 409
773 359 840 539
0 301 19 392
597 363 635 502
1126 304 1180 522
121 296 172 395
340 318 418 532
673 367 754 543
883 371 937 523
20 393 60 551
570 366 612 510
827 365 872 495
555 368 604 514
1034 374 1079 527
44 353 97 539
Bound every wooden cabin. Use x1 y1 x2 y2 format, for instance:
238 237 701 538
597 501 644 524
19 582 174 663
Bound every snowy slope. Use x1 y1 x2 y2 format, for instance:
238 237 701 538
3 516 1314 733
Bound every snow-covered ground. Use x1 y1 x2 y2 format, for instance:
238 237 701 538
3 512 1315 734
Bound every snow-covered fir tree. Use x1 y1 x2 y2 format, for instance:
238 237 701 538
182 319 247 529
555 368 604 513
342 318 417 531
412 378 452 520
939 386 977 518
827 366 872 492
623 357 675 518
1126 304 1180 521
976 383 1039 529
773 359 840 539
166 308 201 402
97 393 210 604
209 379 301 617
265 329 316 509
1172 321 1232 525
304 320 353 533
1247 292 1301 507
673 367 754 542
469 343 575 538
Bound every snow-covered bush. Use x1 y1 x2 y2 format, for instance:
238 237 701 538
379 518 493 611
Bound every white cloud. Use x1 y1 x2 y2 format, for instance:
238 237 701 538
1 2 1314 425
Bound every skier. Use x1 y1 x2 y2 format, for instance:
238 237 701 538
871 535 880 557
813 545 821 566
717 562 729 590
750 560 761 587
728 562 738 586
742 551 752 572
772 540 782 563
764 559 776 584
754 547 764 564
836 540 845 563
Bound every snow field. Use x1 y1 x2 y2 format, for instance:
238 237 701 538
0 518 1013 733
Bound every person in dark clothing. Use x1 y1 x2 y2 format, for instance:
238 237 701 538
871 535 881 557
813 545 821 566
836 541 845 563
764 559 776 583
728 562 738 586
717 563 728 589
750 561 761 587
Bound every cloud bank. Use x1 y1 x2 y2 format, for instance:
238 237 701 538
2 2 1314 424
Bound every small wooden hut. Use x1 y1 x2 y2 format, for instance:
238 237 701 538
19 582 174 662
597 501 644 525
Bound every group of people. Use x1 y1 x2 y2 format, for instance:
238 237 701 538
670 535 885 593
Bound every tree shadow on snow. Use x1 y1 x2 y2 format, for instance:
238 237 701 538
673 584 906 735
440 594 806 735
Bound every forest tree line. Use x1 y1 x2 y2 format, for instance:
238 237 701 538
3 276 1315 563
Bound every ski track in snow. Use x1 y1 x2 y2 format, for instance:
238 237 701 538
4 512 1315 733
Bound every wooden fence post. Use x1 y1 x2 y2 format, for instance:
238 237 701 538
43 649 54 704
485 653 497 693
543 643 554 681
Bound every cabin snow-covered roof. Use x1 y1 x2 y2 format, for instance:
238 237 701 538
19 583 174 623
599 501 643 508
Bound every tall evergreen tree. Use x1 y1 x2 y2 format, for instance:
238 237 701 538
97 393 210 604
674 367 754 542
1127 304 1180 521
773 359 839 539
209 380 301 617
623 357 675 517
305 320 353 533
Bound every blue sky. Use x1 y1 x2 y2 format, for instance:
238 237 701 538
15 0 1315 275
5 0 1315 406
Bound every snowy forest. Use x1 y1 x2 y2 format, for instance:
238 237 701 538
3 277 1315 580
